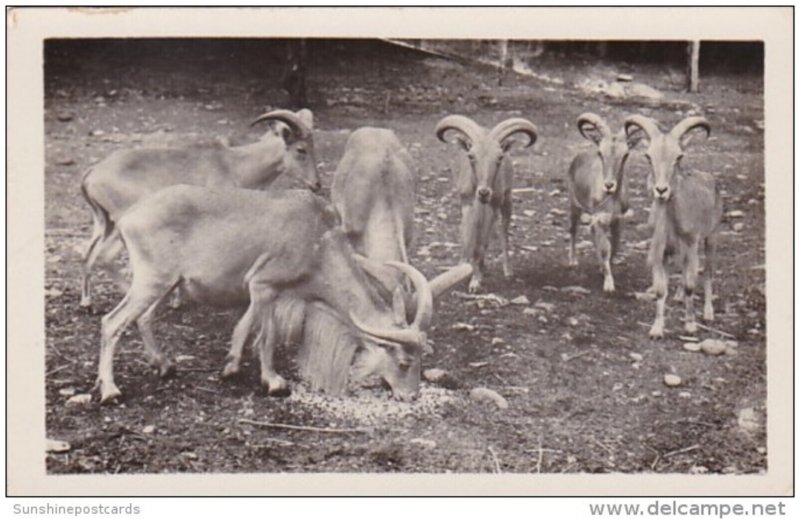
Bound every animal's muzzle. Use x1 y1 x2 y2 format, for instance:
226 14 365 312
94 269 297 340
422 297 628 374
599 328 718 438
654 185 670 200
477 187 491 204
604 181 617 193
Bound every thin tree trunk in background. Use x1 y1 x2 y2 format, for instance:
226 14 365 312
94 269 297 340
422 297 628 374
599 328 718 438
687 40 700 93
283 39 307 108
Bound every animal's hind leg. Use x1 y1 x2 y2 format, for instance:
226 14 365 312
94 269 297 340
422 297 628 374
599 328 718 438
136 283 179 378
568 204 581 266
593 223 614 293
96 279 168 403
255 312 290 397
703 236 716 321
222 305 255 378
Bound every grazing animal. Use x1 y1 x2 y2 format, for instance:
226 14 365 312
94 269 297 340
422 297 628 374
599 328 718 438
95 185 471 403
79 109 320 309
567 113 631 292
332 127 416 292
624 114 723 338
435 115 538 293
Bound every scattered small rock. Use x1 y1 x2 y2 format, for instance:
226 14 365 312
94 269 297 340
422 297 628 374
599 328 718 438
46 439 71 453
567 317 579 326
65 394 92 407
55 158 75 166
45 288 64 298
510 295 530 305
629 352 643 362
562 285 591 295
678 391 692 398
663 374 682 387
683 342 702 352
469 387 509 409
58 387 76 397
409 438 437 449
700 338 727 356
726 210 745 218
468 361 488 368
523 307 538 316
737 408 759 432
451 322 475 332
142 425 156 435
689 465 709 474
732 222 744 232
534 301 555 312
423 368 447 382
491 337 505 346
56 111 74 122
175 355 196 363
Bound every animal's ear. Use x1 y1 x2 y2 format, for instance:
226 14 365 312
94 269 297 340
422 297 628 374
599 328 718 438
392 287 407 326
578 122 603 145
296 108 314 130
455 136 471 152
678 125 710 149
280 125 297 145
625 126 649 150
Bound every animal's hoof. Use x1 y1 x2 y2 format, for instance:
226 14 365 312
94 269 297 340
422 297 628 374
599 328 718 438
264 377 290 397
100 385 122 404
221 360 240 379
685 321 698 334
568 259 578 267
603 281 615 293
503 266 514 279
704 307 715 322
649 325 664 339
468 279 481 294
158 362 176 378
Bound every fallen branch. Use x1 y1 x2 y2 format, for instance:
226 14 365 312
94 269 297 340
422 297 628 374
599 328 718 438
663 444 700 459
692 322 736 339
562 350 592 362
238 418 370 434
511 187 539 194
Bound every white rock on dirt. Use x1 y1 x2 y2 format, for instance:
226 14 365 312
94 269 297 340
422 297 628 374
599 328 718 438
142 425 156 435
469 387 509 409
65 394 92 407
409 438 437 449
562 285 591 295
491 337 505 346
629 352 643 362
663 374 682 387
46 439 71 453
58 387 77 397
737 408 759 432
726 210 745 218
700 339 728 356
683 342 702 352
510 295 530 305
732 223 745 232
423 368 447 382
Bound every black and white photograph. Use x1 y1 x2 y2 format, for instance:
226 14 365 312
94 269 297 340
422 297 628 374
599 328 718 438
6 6 793 497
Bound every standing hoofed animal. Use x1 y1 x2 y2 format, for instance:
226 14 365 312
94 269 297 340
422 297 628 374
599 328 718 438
624 115 722 338
95 185 471 403
79 109 320 309
435 115 539 293
567 113 631 292
332 127 416 292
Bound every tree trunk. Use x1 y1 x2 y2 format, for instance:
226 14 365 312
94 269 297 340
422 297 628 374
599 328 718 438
687 40 700 93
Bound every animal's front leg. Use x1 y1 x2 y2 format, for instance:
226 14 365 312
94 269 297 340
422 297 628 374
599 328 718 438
649 260 668 339
500 195 514 278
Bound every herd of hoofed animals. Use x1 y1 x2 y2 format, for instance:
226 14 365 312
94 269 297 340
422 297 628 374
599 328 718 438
77 106 722 404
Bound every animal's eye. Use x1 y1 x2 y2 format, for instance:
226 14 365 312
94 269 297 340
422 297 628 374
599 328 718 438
467 153 476 162
296 147 307 155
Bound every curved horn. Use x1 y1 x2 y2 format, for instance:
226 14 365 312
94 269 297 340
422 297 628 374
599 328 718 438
429 263 473 299
488 118 538 148
576 112 611 142
670 116 711 143
349 311 425 347
250 109 311 139
623 114 661 141
385 261 433 331
435 115 484 147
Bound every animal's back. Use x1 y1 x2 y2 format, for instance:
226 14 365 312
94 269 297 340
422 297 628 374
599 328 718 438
119 186 327 305
83 147 229 220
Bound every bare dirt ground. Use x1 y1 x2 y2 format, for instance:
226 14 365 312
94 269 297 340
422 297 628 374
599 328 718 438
43 40 765 474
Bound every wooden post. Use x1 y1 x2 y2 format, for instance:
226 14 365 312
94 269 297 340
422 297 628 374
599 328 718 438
687 40 700 93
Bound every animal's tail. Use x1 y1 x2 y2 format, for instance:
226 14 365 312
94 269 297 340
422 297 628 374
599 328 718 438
80 169 114 241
